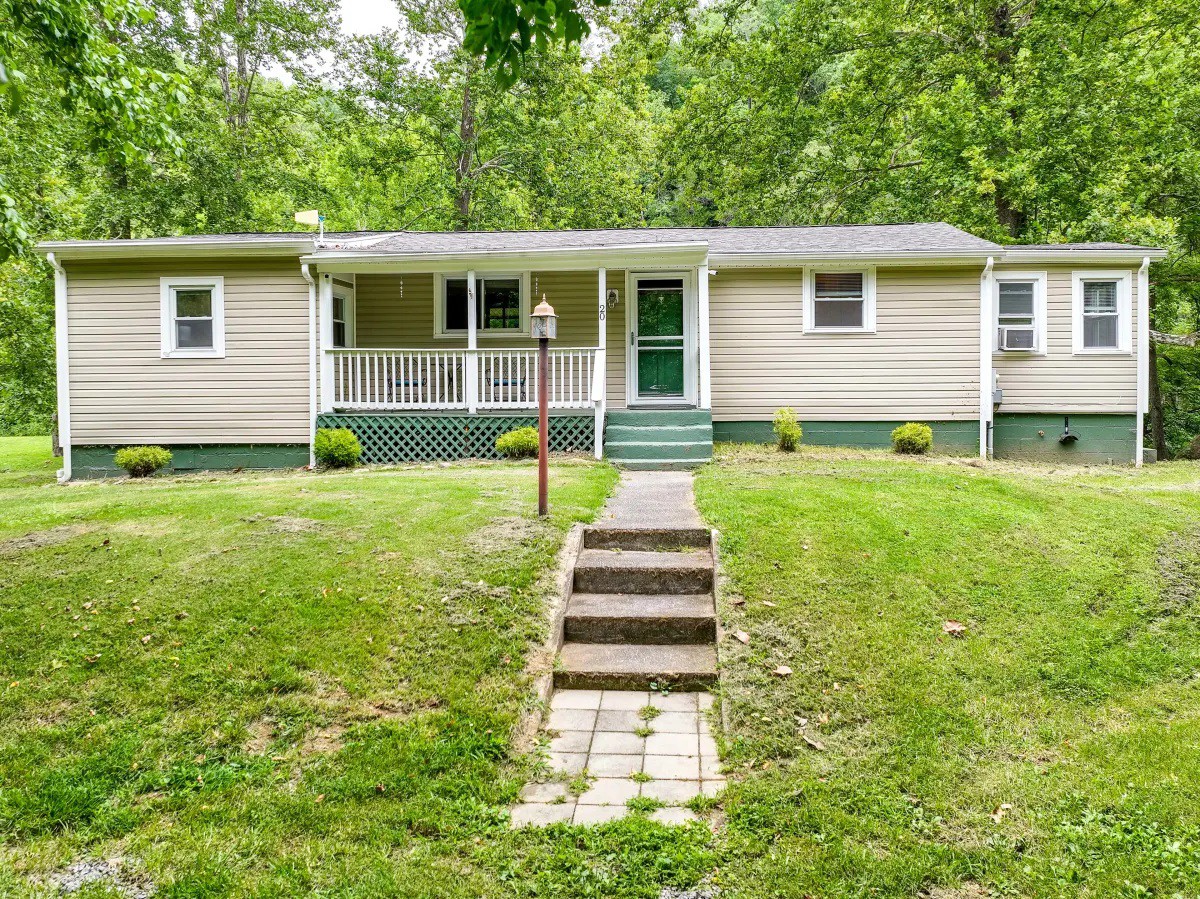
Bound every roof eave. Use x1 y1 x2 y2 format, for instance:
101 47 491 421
998 248 1168 265
37 238 316 260
708 249 1000 267
304 242 711 273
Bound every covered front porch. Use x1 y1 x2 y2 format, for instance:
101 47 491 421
307 244 714 462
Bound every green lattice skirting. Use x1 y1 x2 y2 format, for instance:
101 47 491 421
317 413 595 463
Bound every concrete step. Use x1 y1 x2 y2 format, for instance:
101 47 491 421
607 409 713 428
616 459 708 471
604 424 714 444
583 527 710 552
556 642 718 691
565 593 716 644
605 441 713 462
573 549 714 594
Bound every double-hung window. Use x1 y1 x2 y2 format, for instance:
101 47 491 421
804 269 876 332
994 273 1046 353
1072 271 1132 354
160 277 225 358
438 274 528 336
332 294 349 348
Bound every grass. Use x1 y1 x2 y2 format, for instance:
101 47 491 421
695 444 1200 898
4 436 1200 897
0 440 719 897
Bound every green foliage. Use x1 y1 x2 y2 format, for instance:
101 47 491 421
1157 345 1200 458
890 422 933 455
495 426 539 459
773 407 802 452
113 445 172 477
313 427 361 468
459 0 612 86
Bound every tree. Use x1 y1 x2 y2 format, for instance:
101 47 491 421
0 0 186 258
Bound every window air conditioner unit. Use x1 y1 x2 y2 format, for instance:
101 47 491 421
997 327 1035 351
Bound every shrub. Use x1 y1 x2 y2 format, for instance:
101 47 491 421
773 408 803 452
891 422 934 455
496 426 539 459
314 428 362 468
114 446 172 478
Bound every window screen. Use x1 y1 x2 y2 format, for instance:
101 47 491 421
174 287 214 349
1082 280 1119 349
813 272 865 329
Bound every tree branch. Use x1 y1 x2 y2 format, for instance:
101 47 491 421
1152 330 1200 347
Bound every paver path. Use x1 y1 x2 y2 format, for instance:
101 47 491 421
511 470 722 827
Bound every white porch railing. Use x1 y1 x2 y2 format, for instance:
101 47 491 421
328 348 599 411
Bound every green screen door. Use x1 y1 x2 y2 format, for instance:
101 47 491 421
635 277 686 399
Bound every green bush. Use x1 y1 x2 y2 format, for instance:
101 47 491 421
496 426 539 459
314 428 362 468
113 446 173 478
773 408 803 452
891 422 934 455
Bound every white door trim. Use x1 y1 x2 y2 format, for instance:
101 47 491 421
625 270 698 407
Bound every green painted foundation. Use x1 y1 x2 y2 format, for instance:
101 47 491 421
72 444 308 478
992 414 1136 464
712 420 980 454
318 412 594 463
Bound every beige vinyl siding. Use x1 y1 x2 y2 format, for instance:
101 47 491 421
709 267 982 421
66 258 311 444
992 264 1137 413
354 269 626 407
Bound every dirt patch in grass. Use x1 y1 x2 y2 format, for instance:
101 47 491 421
924 883 991 899
38 857 155 899
1158 527 1200 616
467 515 550 553
240 513 325 533
0 524 89 553
244 717 277 754
300 722 347 755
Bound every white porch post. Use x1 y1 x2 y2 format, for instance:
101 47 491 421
47 253 71 482
595 267 607 459
319 273 334 413
698 260 712 410
466 270 478 413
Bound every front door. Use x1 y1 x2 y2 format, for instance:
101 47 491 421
632 275 688 401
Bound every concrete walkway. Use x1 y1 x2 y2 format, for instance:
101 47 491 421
511 470 722 828
593 470 704 530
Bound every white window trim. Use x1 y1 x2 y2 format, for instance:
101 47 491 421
802 267 876 334
160 276 225 358
993 271 1047 355
1072 269 1132 355
434 271 531 338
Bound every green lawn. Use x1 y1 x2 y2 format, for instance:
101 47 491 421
695 445 1200 898
3 439 1200 898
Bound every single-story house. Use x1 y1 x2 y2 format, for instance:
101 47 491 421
38 224 1165 480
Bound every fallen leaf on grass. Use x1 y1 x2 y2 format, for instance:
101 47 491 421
802 734 825 751
732 631 750 644
141 635 152 645
990 803 1013 823
729 597 746 606
773 665 793 677
762 601 777 608
943 620 968 638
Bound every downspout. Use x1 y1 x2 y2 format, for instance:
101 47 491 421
1136 256 1150 467
979 256 995 460
47 252 71 483
301 264 317 469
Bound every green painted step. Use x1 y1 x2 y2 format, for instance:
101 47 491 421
607 409 713 427
604 424 713 444
605 442 712 462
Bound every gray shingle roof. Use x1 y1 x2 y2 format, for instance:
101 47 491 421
1004 242 1159 252
325 223 1000 256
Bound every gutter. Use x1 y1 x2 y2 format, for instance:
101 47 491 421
47 252 71 483
979 256 995 460
301 264 318 469
1136 256 1151 466
37 237 315 260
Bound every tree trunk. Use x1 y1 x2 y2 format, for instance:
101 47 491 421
454 81 476 231
988 3 1027 238
1149 340 1168 459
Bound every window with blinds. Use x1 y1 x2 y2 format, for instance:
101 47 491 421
1081 280 1120 349
812 272 866 329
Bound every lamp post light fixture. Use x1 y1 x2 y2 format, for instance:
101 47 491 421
531 296 557 517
